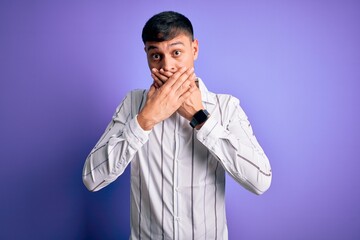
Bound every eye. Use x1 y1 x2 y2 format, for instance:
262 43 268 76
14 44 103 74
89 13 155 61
151 54 161 60
173 50 181 56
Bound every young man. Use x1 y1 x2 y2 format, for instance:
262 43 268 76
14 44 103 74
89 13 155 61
83 11 272 240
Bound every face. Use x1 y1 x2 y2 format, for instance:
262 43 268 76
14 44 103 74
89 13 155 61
144 33 199 73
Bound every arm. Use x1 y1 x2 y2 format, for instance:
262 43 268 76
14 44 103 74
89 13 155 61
197 97 272 195
151 70 271 194
82 91 150 192
83 68 196 191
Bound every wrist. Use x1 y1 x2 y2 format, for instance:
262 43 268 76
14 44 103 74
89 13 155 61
195 121 206 130
190 109 210 129
137 112 156 131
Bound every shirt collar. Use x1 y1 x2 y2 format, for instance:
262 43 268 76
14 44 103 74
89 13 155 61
197 77 216 105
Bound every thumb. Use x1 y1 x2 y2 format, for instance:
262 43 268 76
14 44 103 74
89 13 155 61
147 84 156 98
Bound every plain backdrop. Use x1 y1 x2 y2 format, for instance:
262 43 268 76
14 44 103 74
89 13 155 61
1 0 359 239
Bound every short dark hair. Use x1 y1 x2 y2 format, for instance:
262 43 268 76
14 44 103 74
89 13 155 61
142 11 194 44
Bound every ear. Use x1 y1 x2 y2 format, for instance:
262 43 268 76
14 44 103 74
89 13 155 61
192 39 199 60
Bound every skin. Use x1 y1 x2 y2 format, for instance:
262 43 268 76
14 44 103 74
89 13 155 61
137 33 205 130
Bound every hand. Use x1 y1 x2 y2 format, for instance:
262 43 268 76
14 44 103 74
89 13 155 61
137 67 197 130
151 68 204 121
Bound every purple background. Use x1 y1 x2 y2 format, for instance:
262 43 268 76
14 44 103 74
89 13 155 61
1 0 359 239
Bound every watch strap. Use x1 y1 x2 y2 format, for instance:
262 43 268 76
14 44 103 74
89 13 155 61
190 109 210 128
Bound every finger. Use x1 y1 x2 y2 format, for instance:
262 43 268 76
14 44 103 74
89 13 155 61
170 67 194 93
151 73 164 88
147 84 156 98
152 68 168 83
188 80 197 92
163 66 188 89
153 81 160 89
159 69 173 79
173 71 195 96
157 67 188 97
178 88 193 103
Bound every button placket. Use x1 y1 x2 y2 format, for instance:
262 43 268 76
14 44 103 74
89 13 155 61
172 114 181 239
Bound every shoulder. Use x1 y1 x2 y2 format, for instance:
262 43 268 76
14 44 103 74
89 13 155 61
208 90 240 107
126 89 147 98
198 78 240 107
207 92 244 124
114 89 147 117
121 89 147 104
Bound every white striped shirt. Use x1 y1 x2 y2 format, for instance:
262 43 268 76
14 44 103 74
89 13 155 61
83 78 272 240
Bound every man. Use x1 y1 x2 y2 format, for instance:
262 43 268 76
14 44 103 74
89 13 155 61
83 11 272 240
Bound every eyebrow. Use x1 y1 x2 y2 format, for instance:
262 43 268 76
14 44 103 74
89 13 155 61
146 41 185 51
147 46 158 51
169 41 185 47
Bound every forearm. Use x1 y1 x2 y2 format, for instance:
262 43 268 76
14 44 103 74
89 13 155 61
197 109 272 195
83 117 149 191
82 90 150 191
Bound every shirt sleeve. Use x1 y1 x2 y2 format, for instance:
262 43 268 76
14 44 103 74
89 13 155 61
196 96 272 195
82 91 150 192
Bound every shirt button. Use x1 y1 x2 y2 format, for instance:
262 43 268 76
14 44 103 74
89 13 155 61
175 217 181 221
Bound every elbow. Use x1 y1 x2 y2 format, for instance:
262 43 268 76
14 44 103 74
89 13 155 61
82 161 105 192
253 172 272 195
82 166 95 192
82 175 100 192
83 177 94 192
253 183 271 196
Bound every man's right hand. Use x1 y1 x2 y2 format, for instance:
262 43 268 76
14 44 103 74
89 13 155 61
137 67 196 130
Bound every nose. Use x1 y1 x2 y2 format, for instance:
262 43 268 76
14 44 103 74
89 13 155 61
162 56 176 72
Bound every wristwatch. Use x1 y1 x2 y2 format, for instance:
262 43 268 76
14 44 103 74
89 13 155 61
190 109 210 128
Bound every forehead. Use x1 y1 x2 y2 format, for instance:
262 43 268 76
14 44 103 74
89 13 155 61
145 34 192 51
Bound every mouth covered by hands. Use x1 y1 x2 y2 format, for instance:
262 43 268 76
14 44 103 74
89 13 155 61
151 67 204 122
137 67 200 130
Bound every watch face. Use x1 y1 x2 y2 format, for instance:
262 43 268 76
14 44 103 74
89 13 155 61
196 110 208 122
190 109 210 128
195 109 209 123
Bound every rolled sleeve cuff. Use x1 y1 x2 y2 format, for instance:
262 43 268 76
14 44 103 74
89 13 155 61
125 115 151 148
134 114 152 134
196 116 223 149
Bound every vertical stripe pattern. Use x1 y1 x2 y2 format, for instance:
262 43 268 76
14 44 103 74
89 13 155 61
83 79 272 240
161 121 165 240
191 129 195 240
